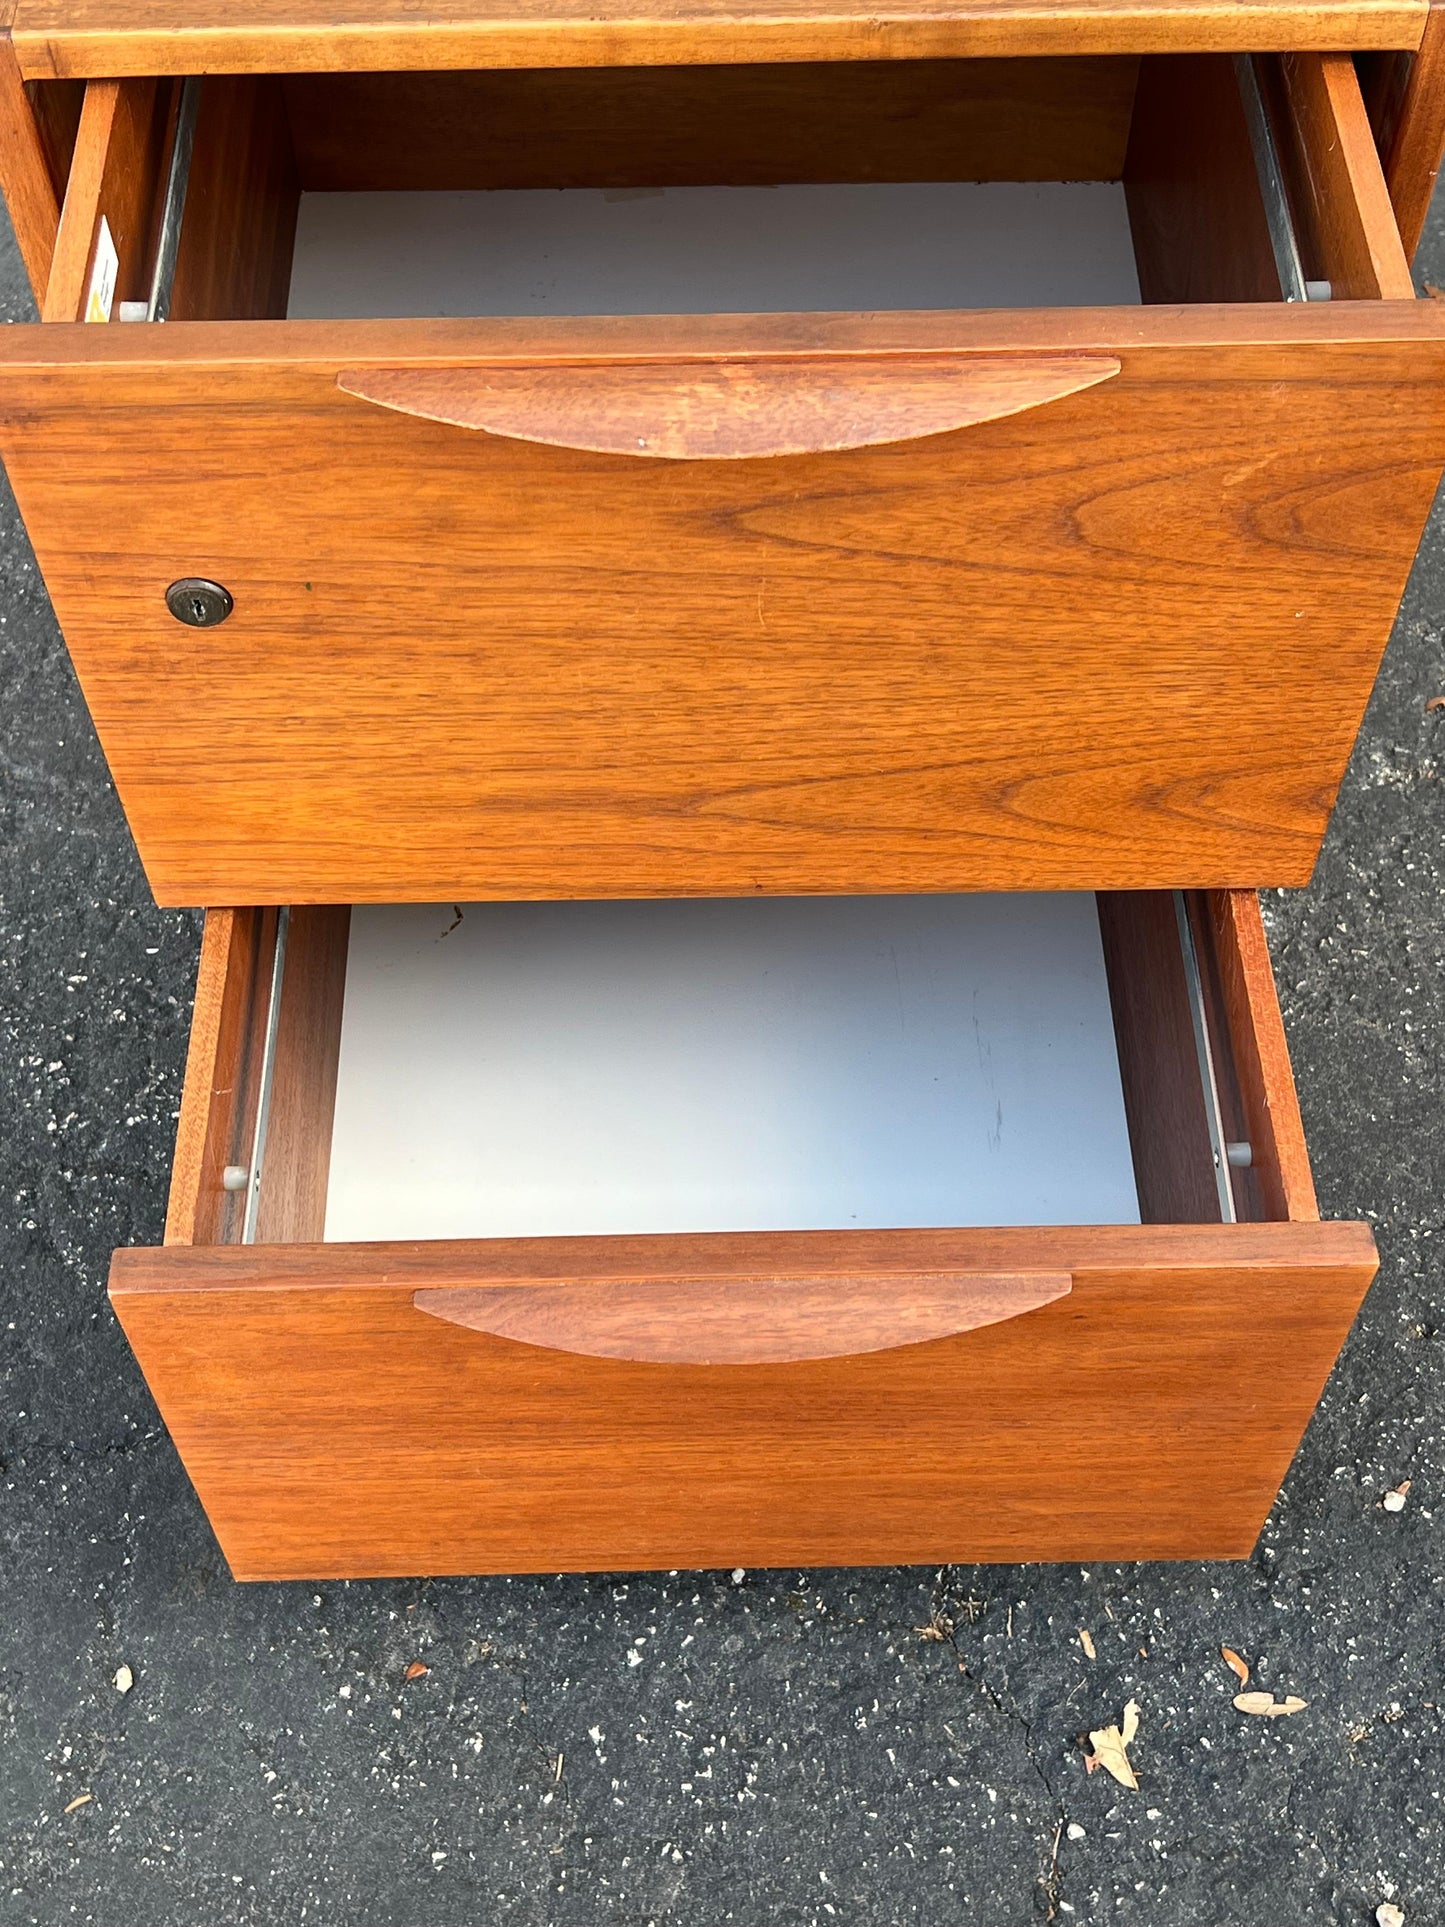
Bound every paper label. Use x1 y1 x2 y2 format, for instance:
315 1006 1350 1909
84 216 119 324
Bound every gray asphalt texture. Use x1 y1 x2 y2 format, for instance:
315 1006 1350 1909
2 180 1444 1927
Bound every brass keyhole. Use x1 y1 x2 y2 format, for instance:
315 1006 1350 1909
165 577 234 627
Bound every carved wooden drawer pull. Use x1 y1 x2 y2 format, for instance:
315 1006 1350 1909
412 1269 1073 1365
338 354 1121 461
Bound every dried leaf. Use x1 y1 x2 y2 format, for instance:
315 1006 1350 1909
1377 1905 1406 1927
1426 696 1445 712
63 1793 92 1815
1233 1691 1276 1714
1222 1647 1250 1687
1426 282 1445 301
113 1665 133 1695
1078 1629 1096 1660
1382 1481 1412 1514
1084 1700 1141 1789
1234 1691 1308 1717
404 1661 429 1681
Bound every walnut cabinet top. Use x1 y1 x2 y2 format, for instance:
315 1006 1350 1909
3 0 1433 79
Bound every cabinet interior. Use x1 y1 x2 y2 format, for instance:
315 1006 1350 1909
163 889 1318 1250
40 50 1412 325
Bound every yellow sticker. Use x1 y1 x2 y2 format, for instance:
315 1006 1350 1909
85 216 119 323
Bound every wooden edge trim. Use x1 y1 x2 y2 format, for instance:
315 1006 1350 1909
411 1270 1072 1364
3 299 1444 375
11 5 1432 85
163 907 275 1246
1206 891 1319 1222
1278 51 1416 298
338 355 1120 460
111 1218 1378 1295
0 28 60 300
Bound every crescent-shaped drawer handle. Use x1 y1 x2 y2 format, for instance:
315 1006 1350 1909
411 1270 1072 1365
337 353 1120 461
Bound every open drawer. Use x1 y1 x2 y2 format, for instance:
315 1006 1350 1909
109 888 1376 1579
0 52 1444 906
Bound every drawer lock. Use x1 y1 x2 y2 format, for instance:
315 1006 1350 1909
166 578 234 627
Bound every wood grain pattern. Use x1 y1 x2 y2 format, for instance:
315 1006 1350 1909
412 1270 1073 1363
1364 0 1445 257
41 75 165 322
163 906 276 1246
251 906 349 1245
1276 52 1415 297
281 59 1141 193
1097 892 1223 1224
9 0 1430 80
169 77 298 324
0 307 1442 904
1124 54 1283 303
338 355 1123 461
0 29 63 299
1205 888 1319 1220
107 1221 1377 1577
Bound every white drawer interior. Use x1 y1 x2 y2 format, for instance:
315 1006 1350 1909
322 893 1140 1241
287 183 1143 320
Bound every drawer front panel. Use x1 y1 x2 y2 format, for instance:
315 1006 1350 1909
2 311 1444 904
110 1225 1376 1580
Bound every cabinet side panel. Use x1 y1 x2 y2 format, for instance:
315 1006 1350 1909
164 908 276 1247
1097 891 1222 1224
0 31 62 299
170 76 299 322
1362 0 1445 258
1124 54 1281 302
1275 52 1415 296
1205 889 1319 1221
251 906 349 1245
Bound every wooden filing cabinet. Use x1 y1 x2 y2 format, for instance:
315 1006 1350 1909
1 0 1443 1578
